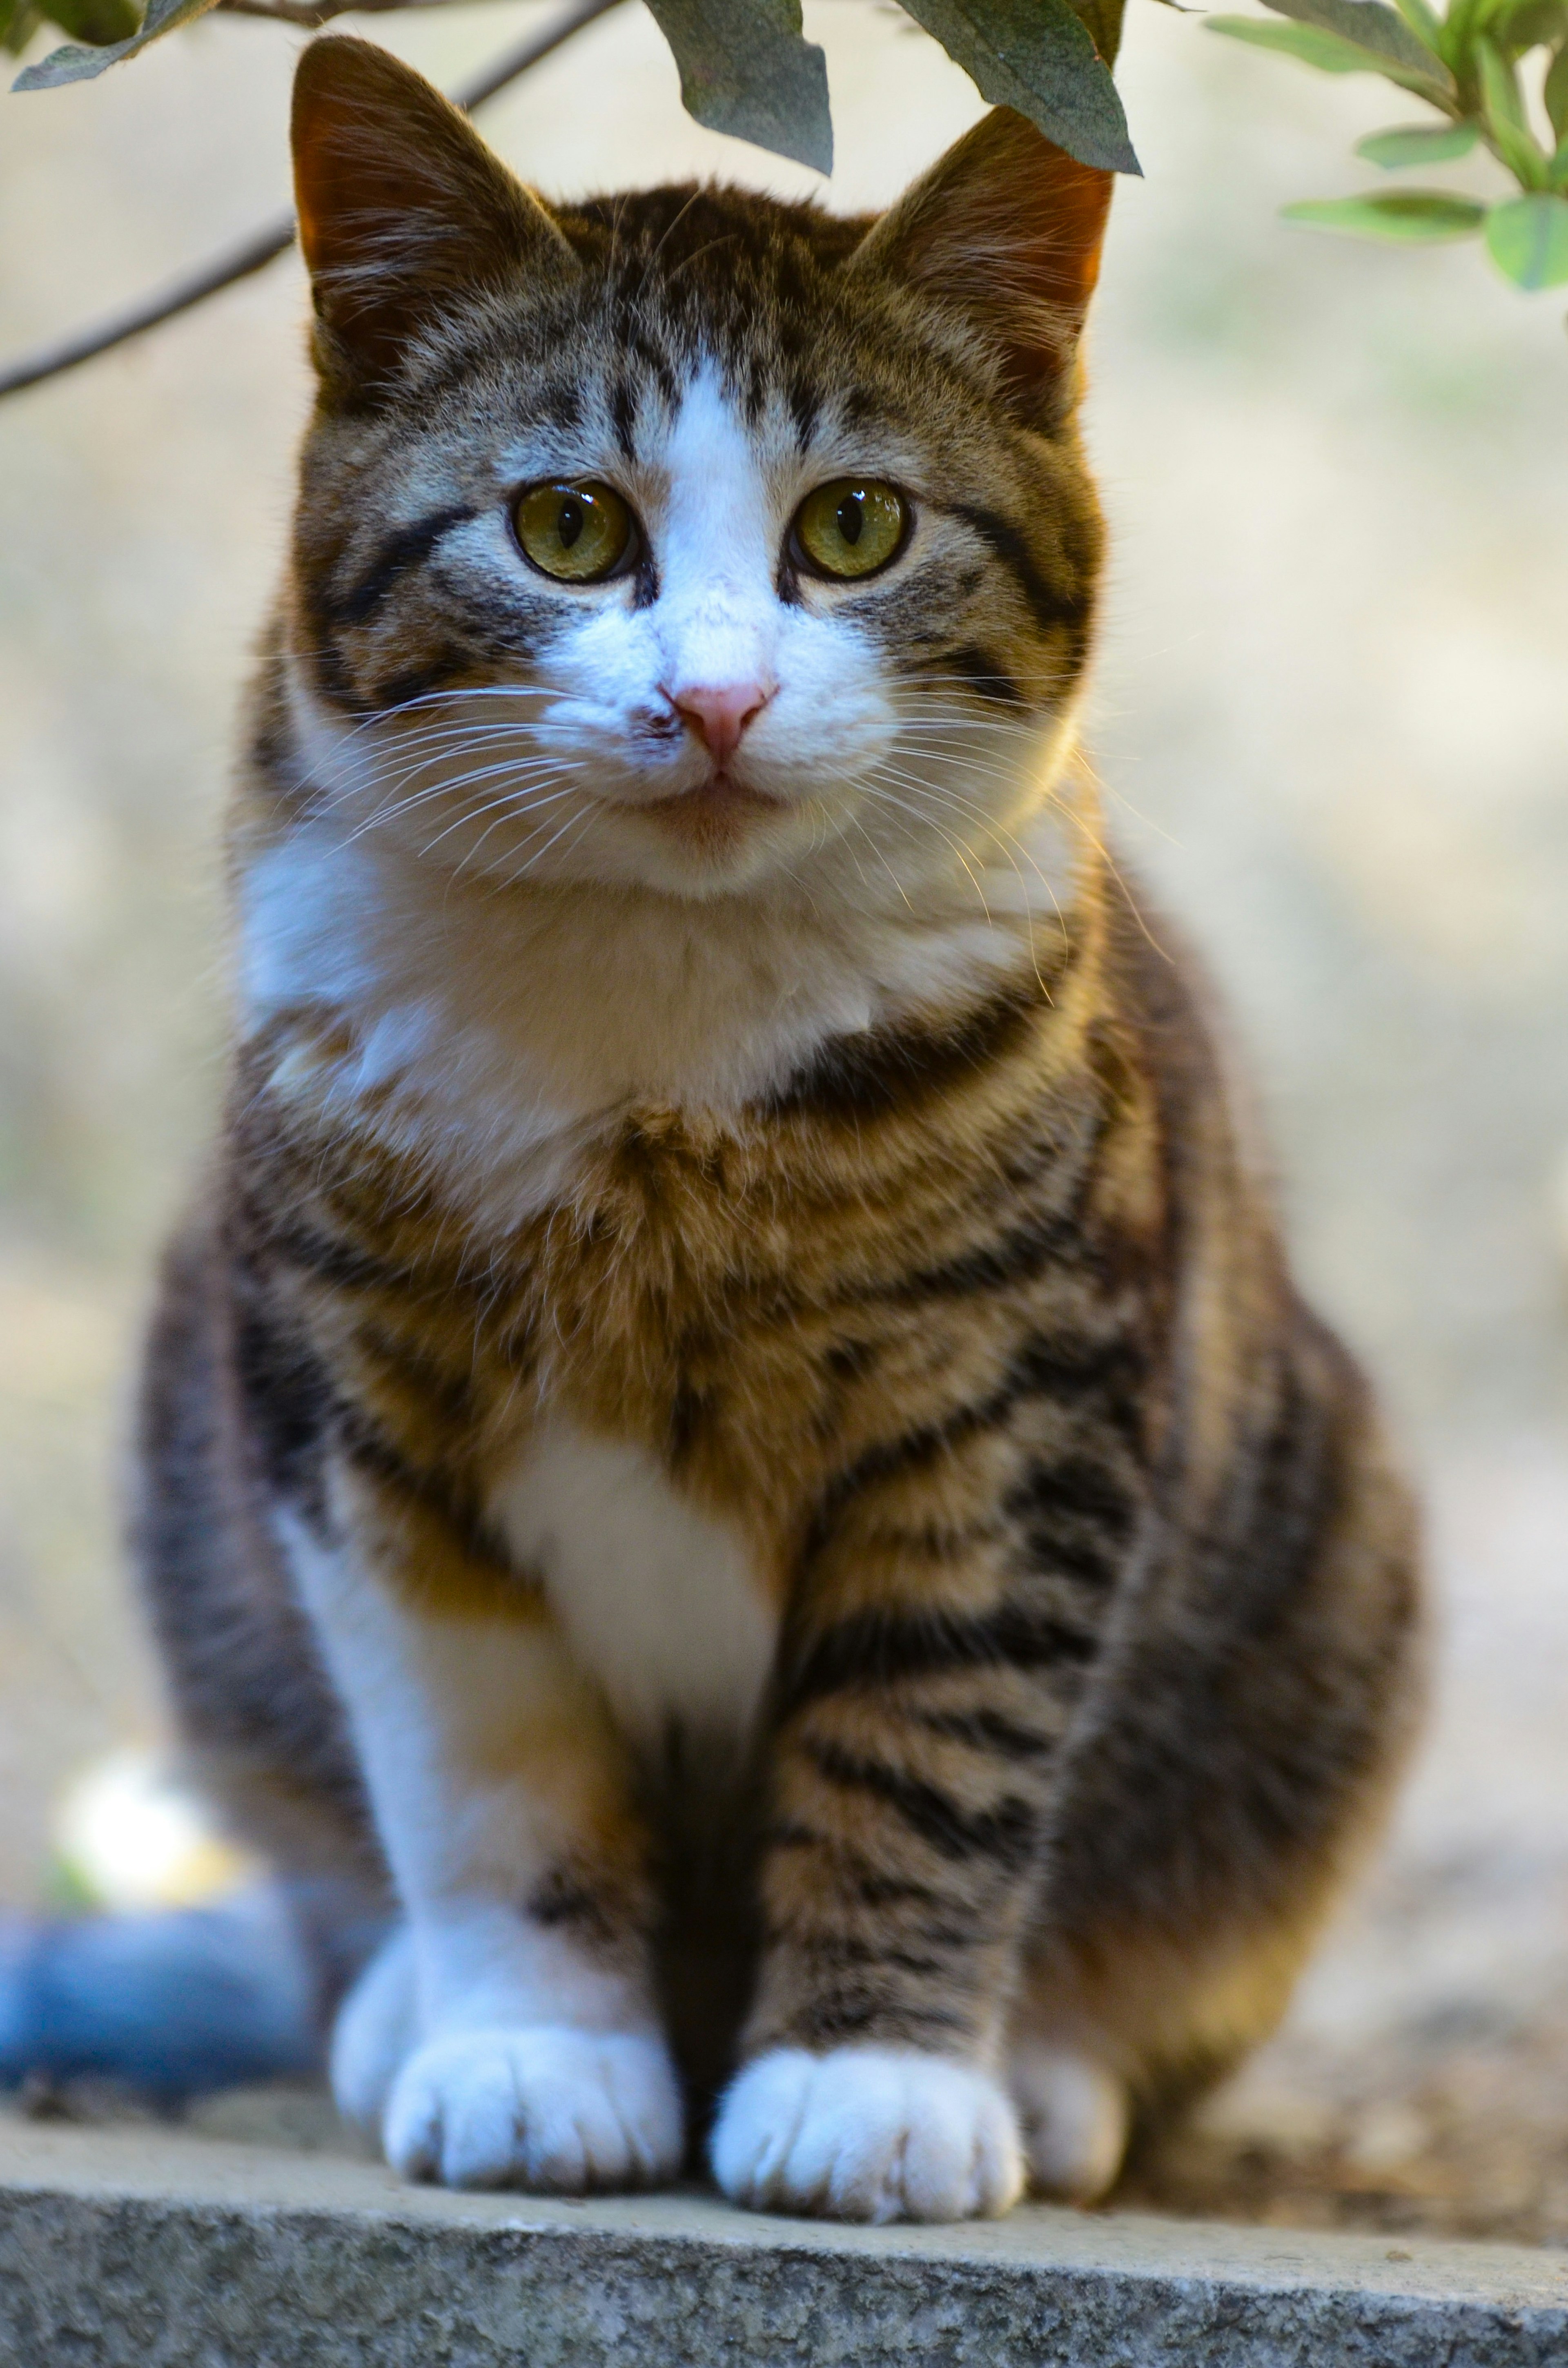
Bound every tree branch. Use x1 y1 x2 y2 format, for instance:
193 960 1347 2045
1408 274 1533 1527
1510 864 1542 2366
0 0 625 401
214 0 492 28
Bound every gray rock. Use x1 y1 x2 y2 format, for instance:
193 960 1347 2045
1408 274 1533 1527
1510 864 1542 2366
2 2115 1567 2366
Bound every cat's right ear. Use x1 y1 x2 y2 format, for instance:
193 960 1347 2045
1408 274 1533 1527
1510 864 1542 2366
851 108 1112 429
292 37 577 401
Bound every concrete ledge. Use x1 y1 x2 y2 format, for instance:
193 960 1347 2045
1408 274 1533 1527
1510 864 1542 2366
2 2117 1566 2366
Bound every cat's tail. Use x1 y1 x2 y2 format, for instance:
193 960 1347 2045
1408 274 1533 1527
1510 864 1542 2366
0 1885 363 2105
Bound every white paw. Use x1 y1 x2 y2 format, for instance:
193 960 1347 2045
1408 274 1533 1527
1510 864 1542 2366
1010 2045 1129 2202
383 2026 683 2192
711 2046 1024 2224
330 1926 418 2136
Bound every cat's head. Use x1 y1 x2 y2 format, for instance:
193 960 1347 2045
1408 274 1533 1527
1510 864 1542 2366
283 39 1111 911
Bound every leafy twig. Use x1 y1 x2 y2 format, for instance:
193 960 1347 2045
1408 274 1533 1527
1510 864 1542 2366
1207 0 1568 292
0 0 626 400
214 0 441 26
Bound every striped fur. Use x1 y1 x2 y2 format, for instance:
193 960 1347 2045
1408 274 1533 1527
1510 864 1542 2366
134 38 1421 2221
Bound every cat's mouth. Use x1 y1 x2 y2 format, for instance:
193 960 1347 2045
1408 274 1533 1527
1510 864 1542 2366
634 769 786 836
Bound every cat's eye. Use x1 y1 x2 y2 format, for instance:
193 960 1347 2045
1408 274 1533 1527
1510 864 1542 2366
513 480 635 584
792 479 907 582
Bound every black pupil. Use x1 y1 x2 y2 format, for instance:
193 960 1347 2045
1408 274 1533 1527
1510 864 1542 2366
837 491 864 546
559 495 585 549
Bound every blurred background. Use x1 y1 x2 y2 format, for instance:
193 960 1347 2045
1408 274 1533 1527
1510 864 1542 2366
2 0 1566 2236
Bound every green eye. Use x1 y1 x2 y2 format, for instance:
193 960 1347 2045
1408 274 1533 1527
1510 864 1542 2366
793 479 906 581
513 481 635 583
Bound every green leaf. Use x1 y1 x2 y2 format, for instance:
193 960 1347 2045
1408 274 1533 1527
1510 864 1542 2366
1484 187 1568 276
1476 33 1551 182
896 0 1139 172
13 0 211 88
1205 11 1453 98
1490 0 1568 54
1257 0 1437 74
1357 118 1480 160
1282 186 1488 234
1065 0 1128 67
1546 39 1568 137
40 0 139 39
1390 0 1446 50
641 0 832 171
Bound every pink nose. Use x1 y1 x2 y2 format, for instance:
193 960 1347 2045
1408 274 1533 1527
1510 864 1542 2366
671 681 774 768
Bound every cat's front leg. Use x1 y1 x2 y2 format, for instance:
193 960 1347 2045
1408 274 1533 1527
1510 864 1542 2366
713 1614 1066 2223
284 1469 681 2192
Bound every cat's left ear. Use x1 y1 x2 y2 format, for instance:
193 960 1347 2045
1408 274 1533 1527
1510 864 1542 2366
850 109 1112 428
292 36 578 401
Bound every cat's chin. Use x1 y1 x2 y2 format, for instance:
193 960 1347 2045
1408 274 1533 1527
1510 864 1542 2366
637 772 785 836
594 775 819 899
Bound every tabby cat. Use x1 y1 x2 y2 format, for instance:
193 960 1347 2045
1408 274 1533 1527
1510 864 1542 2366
132 36 1421 2222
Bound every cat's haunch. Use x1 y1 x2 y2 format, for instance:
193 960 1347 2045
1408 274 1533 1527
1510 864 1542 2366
121 37 1422 2221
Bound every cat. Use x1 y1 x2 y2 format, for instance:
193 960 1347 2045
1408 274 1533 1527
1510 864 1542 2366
89 36 1421 2222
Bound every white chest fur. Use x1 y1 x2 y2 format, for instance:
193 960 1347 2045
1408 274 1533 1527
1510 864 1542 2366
490 1422 777 1748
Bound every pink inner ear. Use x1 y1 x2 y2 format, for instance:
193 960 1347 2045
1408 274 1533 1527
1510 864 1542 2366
915 142 1111 341
871 111 1114 405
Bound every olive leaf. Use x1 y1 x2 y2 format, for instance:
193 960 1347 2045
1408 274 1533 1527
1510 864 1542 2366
1475 34 1550 182
1489 0 1567 52
1484 187 1568 276
895 0 1139 172
1206 12 1454 102
1390 0 1445 48
1357 117 1479 158
14 0 212 89
1067 0 1129 67
39 0 139 38
641 0 831 172
1282 185 1488 232
1544 38 1568 136
1260 0 1437 74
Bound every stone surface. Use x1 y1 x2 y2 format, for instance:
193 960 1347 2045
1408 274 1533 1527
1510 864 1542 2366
2 2117 1568 2367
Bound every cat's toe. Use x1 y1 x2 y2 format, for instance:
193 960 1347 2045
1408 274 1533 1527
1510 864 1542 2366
383 2026 683 2192
710 2045 1023 2223
1010 2044 1129 2202
330 1924 418 2135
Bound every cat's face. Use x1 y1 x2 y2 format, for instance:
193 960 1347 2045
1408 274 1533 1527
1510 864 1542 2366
286 44 1111 910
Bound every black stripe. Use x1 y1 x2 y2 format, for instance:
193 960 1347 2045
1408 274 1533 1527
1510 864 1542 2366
267 1218 420 1298
1012 1448 1140 1535
843 1871 949 1910
1022 1523 1122 1591
231 1292 333 1530
307 627 369 716
793 1937 950 1979
944 644 1025 705
609 374 637 459
786 369 821 450
878 1204 1080 1302
908 1708 1056 1762
525 1871 619 1946
799 2000 971 2044
766 979 1041 1123
370 651 474 712
800 1327 1142 1567
782 1601 1096 1718
325 505 477 629
803 1739 1040 1871
335 1410 510 1575
947 501 1070 637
